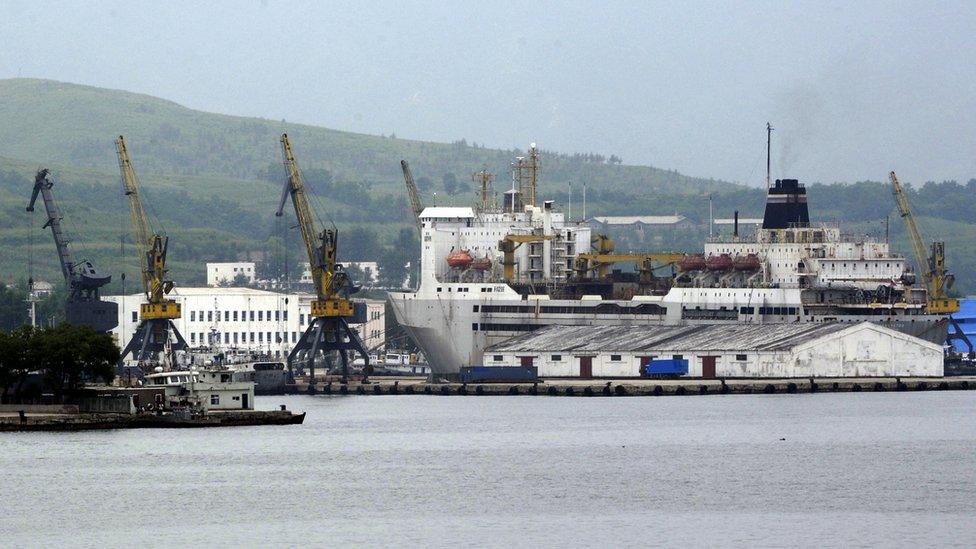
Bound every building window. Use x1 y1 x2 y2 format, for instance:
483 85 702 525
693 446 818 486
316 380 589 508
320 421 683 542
283 311 288 321
224 311 229 322
208 311 213 322
249 311 254 322
672 354 683 360
250 332 255 343
610 355 622 361
266 310 271 321
233 311 238 322
190 333 196 343
224 333 229 344
233 333 238 344
300 314 305 325
736 354 747 361
291 332 297 343
551 354 562 361
190 310 196 322
258 310 264 322
493 355 503 361
275 311 280 322
210 394 219 406
131 311 137 322
258 332 264 342
267 331 272 343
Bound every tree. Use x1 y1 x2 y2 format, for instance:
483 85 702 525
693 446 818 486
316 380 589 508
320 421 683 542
442 173 459 196
230 272 250 287
0 285 28 332
377 229 418 289
0 327 32 404
34 324 119 400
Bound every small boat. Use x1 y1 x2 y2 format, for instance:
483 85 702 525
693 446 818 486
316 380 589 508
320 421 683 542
678 254 706 272
446 249 473 269
705 253 733 271
470 256 492 271
733 253 761 271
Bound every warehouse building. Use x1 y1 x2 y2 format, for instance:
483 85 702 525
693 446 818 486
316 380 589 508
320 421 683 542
483 322 943 378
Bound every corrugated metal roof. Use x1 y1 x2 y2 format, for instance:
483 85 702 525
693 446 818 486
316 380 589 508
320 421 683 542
590 215 687 225
486 322 860 353
419 207 475 219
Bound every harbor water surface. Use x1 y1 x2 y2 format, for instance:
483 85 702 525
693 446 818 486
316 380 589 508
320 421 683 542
2 392 976 547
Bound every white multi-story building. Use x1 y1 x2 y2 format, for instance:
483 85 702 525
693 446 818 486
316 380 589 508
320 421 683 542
300 261 381 286
206 262 256 287
105 287 385 360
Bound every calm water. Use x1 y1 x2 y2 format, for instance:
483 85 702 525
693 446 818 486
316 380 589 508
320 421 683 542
2 392 976 547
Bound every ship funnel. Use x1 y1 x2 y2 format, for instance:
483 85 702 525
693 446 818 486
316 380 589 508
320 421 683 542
762 178 809 229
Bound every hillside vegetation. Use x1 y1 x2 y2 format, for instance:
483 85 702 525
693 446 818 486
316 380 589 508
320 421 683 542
1 78 975 296
0 79 731 196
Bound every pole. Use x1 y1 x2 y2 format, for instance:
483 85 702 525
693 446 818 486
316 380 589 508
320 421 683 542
708 194 713 239
766 122 773 189
582 184 586 220
568 182 572 222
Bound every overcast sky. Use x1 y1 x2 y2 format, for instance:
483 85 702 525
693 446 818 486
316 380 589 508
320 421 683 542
2 0 974 186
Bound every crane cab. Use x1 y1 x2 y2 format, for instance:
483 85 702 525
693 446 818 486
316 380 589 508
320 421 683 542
141 299 181 320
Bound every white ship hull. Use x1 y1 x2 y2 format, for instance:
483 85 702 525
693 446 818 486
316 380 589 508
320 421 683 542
389 288 950 374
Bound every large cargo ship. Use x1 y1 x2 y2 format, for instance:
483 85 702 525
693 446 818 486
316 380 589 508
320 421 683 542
388 145 949 374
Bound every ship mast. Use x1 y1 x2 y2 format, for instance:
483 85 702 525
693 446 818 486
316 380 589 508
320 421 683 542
766 122 774 188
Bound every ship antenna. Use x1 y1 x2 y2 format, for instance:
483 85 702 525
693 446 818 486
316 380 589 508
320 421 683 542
766 121 774 189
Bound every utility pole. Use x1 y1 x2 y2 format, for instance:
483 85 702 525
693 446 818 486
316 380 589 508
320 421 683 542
766 122 774 189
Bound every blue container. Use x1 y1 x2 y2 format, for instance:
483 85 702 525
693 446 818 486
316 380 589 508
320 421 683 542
642 359 689 377
459 366 539 383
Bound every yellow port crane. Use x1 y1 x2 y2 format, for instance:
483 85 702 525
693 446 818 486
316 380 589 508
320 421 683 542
115 135 186 367
400 160 424 234
277 133 370 385
889 171 958 314
498 234 554 282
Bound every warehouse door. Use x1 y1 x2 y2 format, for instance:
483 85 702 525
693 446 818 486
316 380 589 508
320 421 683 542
241 393 249 409
578 356 593 378
701 356 717 379
519 356 535 367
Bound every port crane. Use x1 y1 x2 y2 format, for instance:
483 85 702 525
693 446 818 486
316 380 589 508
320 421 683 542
27 169 118 332
400 160 425 234
889 171 958 314
115 135 187 367
277 134 370 385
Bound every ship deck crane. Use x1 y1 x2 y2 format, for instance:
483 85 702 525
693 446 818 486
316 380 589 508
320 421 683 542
498 234 554 282
115 135 186 368
27 169 118 332
572 235 682 282
277 133 370 385
889 171 958 314
400 160 424 234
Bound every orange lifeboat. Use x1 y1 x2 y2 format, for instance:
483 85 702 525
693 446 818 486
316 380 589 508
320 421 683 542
446 249 473 269
470 256 492 271
733 253 761 271
678 254 706 272
705 253 733 271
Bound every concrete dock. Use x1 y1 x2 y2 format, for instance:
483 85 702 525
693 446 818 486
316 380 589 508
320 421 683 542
293 375 976 397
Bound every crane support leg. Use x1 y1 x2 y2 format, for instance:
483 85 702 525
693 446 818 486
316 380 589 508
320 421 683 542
287 317 371 388
118 319 187 375
947 318 975 357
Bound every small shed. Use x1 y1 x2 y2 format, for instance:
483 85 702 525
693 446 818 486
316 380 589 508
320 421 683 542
483 322 943 378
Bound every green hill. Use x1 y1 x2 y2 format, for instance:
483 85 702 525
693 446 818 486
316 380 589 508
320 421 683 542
2 78 974 297
0 78 739 294
0 78 733 196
